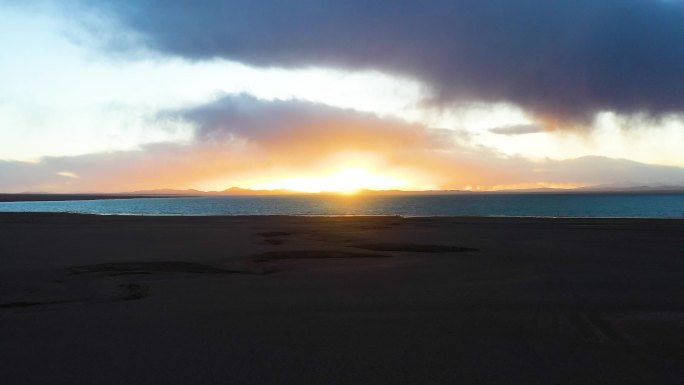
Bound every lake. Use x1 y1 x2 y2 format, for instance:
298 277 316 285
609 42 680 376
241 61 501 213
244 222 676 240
1 193 684 218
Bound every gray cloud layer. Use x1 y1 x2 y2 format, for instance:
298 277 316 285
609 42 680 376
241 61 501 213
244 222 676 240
174 94 450 153
74 0 684 124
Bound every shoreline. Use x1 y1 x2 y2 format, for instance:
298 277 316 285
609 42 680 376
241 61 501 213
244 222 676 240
0 211 683 220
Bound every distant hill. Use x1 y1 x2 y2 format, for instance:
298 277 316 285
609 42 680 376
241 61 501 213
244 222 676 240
126 187 296 196
123 184 684 196
125 189 206 195
576 183 684 193
14 184 684 198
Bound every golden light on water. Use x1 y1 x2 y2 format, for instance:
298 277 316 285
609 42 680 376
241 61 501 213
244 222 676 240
252 168 407 194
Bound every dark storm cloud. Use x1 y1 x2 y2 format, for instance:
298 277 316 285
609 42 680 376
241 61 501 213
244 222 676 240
74 0 684 125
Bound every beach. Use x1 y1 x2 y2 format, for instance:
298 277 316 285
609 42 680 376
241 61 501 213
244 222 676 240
2 213 684 384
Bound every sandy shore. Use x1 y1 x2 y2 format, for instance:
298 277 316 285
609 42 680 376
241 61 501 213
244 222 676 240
1 213 684 384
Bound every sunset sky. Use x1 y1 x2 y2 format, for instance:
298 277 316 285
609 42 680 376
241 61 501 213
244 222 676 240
3 1 684 193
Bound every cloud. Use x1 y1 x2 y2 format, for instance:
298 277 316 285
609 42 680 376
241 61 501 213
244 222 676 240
489 124 543 135
0 96 452 192
172 94 451 157
69 0 684 125
3 96 684 192
56 171 78 178
528 156 684 187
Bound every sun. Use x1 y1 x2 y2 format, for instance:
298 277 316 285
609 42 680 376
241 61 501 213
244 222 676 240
253 168 407 194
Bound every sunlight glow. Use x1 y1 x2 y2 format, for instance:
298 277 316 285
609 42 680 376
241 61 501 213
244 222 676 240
252 168 407 193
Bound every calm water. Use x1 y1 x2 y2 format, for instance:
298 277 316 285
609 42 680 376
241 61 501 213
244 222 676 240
1 193 684 218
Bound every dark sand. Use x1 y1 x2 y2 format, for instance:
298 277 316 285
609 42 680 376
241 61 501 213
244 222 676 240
1 213 684 384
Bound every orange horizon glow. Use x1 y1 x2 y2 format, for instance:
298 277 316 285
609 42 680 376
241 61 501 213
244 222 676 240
247 168 408 194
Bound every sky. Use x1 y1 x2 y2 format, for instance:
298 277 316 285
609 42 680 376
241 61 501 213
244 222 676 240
2 0 684 193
